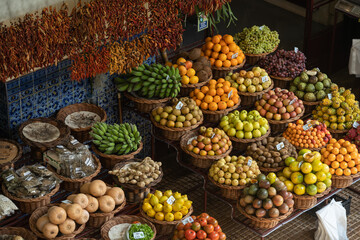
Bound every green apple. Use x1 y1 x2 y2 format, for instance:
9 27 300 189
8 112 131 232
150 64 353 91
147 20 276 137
247 115 254 121
233 110 240 116
253 122 260 129
264 124 269 130
235 121 244 131
244 122 253 132
227 128 236 137
219 120 229 128
259 117 267 126
254 116 261 121
221 116 229 122
229 123 234 128
259 126 267 135
240 110 247 121
228 113 235 120
253 129 261 138
236 131 244 139
249 110 260 117
223 125 231 132
244 131 253 139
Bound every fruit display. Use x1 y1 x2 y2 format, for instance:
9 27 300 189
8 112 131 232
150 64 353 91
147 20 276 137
289 69 334 102
321 138 360 176
141 190 192 222
109 157 162 188
255 88 304 121
116 63 181 99
185 127 232 156
225 67 273 93
344 121 360 151
151 97 203 128
246 137 297 169
172 213 226 240
238 174 294 219
106 220 155 240
189 78 240 111
209 155 261 186
258 49 306 79
90 122 142 155
219 110 270 140
234 25 280 54
283 119 332 149
201 34 246 68
280 149 332 196
313 87 360 130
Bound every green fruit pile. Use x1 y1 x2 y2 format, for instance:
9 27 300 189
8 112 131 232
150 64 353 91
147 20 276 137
234 25 280 54
219 110 269 139
90 122 142 155
290 69 334 102
313 86 360 130
116 63 181 99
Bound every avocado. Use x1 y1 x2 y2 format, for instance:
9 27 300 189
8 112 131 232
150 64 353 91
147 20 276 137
315 82 324 91
309 76 318 84
298 82 307 91
305 83 316 93
295 90 305 99
304 92 316 102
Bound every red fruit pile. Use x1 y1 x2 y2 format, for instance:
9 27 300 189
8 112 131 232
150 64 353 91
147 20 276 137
172 213 226 240
344 121 360 151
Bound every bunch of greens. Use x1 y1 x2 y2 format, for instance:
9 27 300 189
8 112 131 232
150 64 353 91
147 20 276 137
128 224 154 240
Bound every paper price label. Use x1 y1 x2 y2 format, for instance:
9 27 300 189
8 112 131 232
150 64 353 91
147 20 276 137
353 121 360 128
166 75 170 81
197 12 208 32
182 217 194 225
175 101 184 110
167 196 176 205
232 53 238 59
294 47 298 53
228 90 233 99
85 158 92 166
71 139 79 145
328 94 332 100
23 171 31 176
276 142 285 150
211 132 216 139
289 99 296 105
259 25 264 30
247 159 252 166
75 167 82 173
187 136 197 145
62 200 72 204
316 67 320 71
5 175 14 182
133 232 145 239
261 76 269 83
302 123 313 131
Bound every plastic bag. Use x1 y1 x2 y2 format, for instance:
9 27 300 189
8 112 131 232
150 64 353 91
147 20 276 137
315 199 348 240
349 39 360 77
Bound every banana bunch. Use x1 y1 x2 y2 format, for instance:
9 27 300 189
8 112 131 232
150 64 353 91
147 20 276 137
90 122 142 155
115 63 181 99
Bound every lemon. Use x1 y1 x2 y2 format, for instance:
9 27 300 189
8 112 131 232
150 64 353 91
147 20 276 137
147 209 156 218
154 190 163 199
175 199 185 206
159 196 168 204
183 200 192 209
182 195 188 201
147 193 153 199
284 180 294 192
306 184 318 196
150 196 159 206
174 212 183 220
142 203 152 212
316 171 327 182
316 182 327 193
300 162 312 174
173 192 182 199
164 190 173 198
163 203 172 213
294 184 306 195
155 212 164 221
172 203 182 212
154 203 163 212
304 173 317 185
180 206 189 216
322 164 330 173
165 213 174 222
143 198 150 204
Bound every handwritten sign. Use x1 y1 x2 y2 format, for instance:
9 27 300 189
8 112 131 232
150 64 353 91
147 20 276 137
353 121 360 128
232 53 238 59
328 94 332 100
175 101 184 110
133 232 145 239
276 142 285 150
303 123 313 131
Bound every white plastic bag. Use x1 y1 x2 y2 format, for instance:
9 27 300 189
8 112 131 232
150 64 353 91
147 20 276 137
315 199 348 240
349 39 360 77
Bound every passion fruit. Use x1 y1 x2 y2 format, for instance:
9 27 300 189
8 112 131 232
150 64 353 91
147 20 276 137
255 208 267 218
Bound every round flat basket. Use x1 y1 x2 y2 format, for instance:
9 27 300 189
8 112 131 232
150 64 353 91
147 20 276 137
56 103 107 143
88 198 127 228
2 183 59 214
180 73 212 97
112 159 163 204
229 128 271 152
293 187 331 210
124 92 171 113
140 203 193 236
259 165 285 174
101 215 157 240
0 139 22 171
91 142 143 169
302 100 321 115
244 45 278 65
237 201 293 229
268 110 304 134
180 131 233 169
270 75 293 89
47 154 101 192
212 59 246 79
202 100 241 123
328 128 348 140
238 81 274 107
208 174 245 200
29 205 85 239
0 227 37 240
150 114 203 141
332 174 353 188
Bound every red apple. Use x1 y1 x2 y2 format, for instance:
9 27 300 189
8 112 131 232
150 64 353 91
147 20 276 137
270 106 278 114
274 114 282 121
259 99 266 106
197 142 205 149
266 112 274 119
290 111 297 118
282 113 290 120
268 98 276 105
275 101 283 108
295 107 302 114
264 103 271 111
259 108 267 116
279 107 286 114
286 105 294 113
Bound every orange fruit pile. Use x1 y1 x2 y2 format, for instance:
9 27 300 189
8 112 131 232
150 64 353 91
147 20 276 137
321 138 360 176
201 34 245 68
189 78 240 111
166 57 198 85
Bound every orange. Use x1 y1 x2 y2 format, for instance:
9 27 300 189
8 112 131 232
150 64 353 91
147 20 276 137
331 148 339 155
326 145 334 152
215 34 222 40
346 145 355 153
228 43 237 52
336 154 344 162
226 52 234 60
196 92 205 100
209 79 217 85
215 60 222 68
216 83 224 88
350 152 358 160
236 56 243 64
343 141 351 147
195 99 202 106
218 54 227 61
221 94 229 102
340 161 348 169
208 88 217 96
216 88 224 96
213 95 221 103
334 143 341 149
213 44 221 52
211 52 219 59
217 78 225 83
201 86 209 93
231 59 238 66
209 58 215 66
209 84 216 89
176 58 186 65
208 102 218 111
212 36 221 44
338 139 345 144
205 37 212 42
206 42 214 50
322 151 330 158
218 101 227 110
181 75 190 85
335 168 343 176
227 100 234 108
339 147 347 155
223 60 231 68
344 154 352 162
351 167 358 174
348 160 356 168
204 95 213 103
178 66 187 76
224 35 234 44
204 49 212 57
219 40 226 46
357 165 360 172
232 96 239 104
343 168 351 176
329 168 335 175
329 138 337 144
189 76 199 84
328 154 336 162
331 161 339 169
221 45 230 54
200 102 208 110
222 85 230 93
186 68 196 77
223 81 231 87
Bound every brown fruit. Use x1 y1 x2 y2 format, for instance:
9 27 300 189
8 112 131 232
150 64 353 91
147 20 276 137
66 194 77 202
272 195 284 207
189 48 201 60
197 70 208 82
48 206 67 225
36 214 50 232
85 194 99 213
66 203 82 220
72 193 89 209
80 182 91 194
268 208 280 218
278 203 289 214
75 209 89 225
59 218 76 235
89 180 107 197
98 195 115 213
59 202 71 210
106 187 125 205
42 223 59 239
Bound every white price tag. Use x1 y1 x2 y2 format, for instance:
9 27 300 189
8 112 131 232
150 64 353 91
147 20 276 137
294 47 298 53
302 123 313 131
75 167 82 173
38 166 45 169
62 200 72 204
353 121 360 128
5 175 14 181
211 132 216 139
57 145 65 149
71 139 79 145
289 99 296 105
261 76 269 83
231 53 238 59
166 75 170 80
316 68 320 71
259 25 264 30
85 158 92 166
133 232 145 239
182 217 194 225
175 101 184 110
228 90 233 99
23 171 31 176
328 94 332 100
247 159 252 166
276 142 285 150
167 196 176 205
187 136 197 145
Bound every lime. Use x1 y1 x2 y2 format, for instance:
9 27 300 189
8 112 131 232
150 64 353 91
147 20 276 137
284 180 294 192
316 182 327 193
312 160 323 172
304 173 317 185
300 162 313 174
325 172 332 179
322 164 330 173
324 178 332 188
283 167 292 178
306 184 318 196
289 161 301 172
291 172 304 184
294 184 306 195
315 171 327 182
285 157 296 166
267 173 277 184
299 149 312 156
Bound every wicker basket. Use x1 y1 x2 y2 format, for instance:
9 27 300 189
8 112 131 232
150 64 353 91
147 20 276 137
0 139 22 171
229 128 271 152
209 174 245 200
268 110 305 134
293 187 331 209
56 103 107 143
244 45 278 65
124 92 171 113
331 175 353 188
180 131 233 169
238 81 274 107
180 73 212 97
259 165 285 174
0 227 37 240
202 100 241 123
270 75 293 89
101 215 157 240
91 142 143 169
46 154 101 192
302 100 321 116
328 128 348 140
140 204 193 236
112 159 163 204
237 201 293 229
88 198 127 228
29 205 85 240
2 183 59 214
212 59 246 79
295 145 325 152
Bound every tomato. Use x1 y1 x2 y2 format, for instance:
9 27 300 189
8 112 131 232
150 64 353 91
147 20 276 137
132 221 140 224
192 222 201 232
213 225 221 232
199 218 208 227
208 231 219 240
177 223 185 231
199 213 210 220
178 230 185 238
204 224 214 234
184 223 193 230
191 215 197 220
185 229 196 240
207 217 218 227
219 232 226 240
197 230 207 239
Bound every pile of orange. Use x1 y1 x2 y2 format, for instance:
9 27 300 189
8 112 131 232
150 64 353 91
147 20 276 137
321 138 360 176
166 57 198 85
201 34 245 68
189 78 240 111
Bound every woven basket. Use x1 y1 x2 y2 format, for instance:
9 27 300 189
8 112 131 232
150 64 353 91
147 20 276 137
244 45 278 65
46 155 101 192
238 81 274 107
91 142 143 169
29 204 86 240
212 59 246 79
140 203 193 236
209 174 245 200
2 183 59 214
331 175 353 188
268 110 305 134
229 128 271 152
112 159 163 204
88 198 127 228
237 201 293 229
101 215 157 240
180 73 212 97
150 113 203 141
0 227 37 240
0 139 22 171
180 131 233 169
124 92 171 113
202 100 241 123
293 187 331 209
270 75 293 89
295 145 325 152
56 103 107 143
328 128 348 140
259 165 285 174
302 100 321 115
